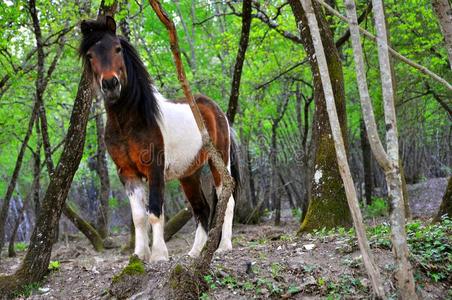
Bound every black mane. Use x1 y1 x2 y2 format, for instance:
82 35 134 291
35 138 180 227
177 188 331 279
79 19 160 128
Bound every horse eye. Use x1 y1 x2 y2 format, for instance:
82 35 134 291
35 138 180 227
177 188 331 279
86 53 93 60
115 47 122 53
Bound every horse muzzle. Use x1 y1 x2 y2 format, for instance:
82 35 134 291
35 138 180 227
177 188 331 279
100 76 121 101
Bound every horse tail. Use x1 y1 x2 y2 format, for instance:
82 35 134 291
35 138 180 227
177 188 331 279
229 128 241 199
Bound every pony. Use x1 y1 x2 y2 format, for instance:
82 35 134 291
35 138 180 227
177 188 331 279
79 16 240 262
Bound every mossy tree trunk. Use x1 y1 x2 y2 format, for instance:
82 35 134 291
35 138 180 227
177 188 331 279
433 176 452 222
288 0 352 232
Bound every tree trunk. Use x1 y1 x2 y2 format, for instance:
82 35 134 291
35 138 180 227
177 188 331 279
226 0 252 125
0 69 95 296
164 208 193 241
94 97 111 238
301 0 385 297
431 0 452 68
344 0 417 297
0 99 39 259
8 198 27 258
361 120 373 205
433 176 452 222
63 204 104 252
288 0 352 232
372 1 417 297
0 2 116 295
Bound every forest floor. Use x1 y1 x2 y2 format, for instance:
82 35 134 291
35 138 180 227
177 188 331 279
0 177 450 299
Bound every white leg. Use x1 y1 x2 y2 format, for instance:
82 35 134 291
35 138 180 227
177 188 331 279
188 223 208 257
216 182 235 252
126 181 151 261
149 212 169 261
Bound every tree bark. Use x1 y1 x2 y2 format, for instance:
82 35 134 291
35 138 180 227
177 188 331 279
29 0 105 250
433 176 452 222
163 208 193 241
8 197 27 258
94 97 111 238
272 92 290 226
361 120 373 205
0 2 116 295
344 0 417 297
300 0 385 297
226 0 252 125
63 204 104 251
431 0 452 68
288 0 352 232
0 99 39 259
372 1 417 297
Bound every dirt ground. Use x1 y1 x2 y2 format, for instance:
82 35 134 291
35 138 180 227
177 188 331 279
0 178 449 299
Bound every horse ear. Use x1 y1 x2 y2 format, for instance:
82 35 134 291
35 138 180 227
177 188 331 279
105 16 116 34
80 20 91 35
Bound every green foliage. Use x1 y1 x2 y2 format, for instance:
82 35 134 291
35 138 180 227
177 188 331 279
371 218 452 282
406 217 452 282
365 197 389 218
108 197 119 210
112 255 145 283
12 282 42 298
14 242 28 252
48 260 61 272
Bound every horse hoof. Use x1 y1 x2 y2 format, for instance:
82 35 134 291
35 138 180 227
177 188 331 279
217 241 232 252
187 250 200 258
150 255 169 262
150 249 169 262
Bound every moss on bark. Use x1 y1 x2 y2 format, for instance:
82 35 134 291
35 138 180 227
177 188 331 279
289 0 352 233
300 135 352 232
109 255 147 299
167 263 207 300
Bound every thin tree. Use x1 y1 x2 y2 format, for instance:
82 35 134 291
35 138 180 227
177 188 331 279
431 0 452 68
29 0 105 251
143 1 235 298
344 0 417 298
226 0 252 125
0 1 117 296
300 0 385 297
433 176 452 222
94 97 111 239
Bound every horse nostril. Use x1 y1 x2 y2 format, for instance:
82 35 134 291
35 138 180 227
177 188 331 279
101 77 119 91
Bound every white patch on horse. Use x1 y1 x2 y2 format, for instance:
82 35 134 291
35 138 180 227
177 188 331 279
217 154 235 252
154 90 203 181
217 116 235 252
188 224 208 258
126 181 151 261
149 212 169 261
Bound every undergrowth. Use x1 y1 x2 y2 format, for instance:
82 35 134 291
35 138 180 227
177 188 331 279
312 216 452 283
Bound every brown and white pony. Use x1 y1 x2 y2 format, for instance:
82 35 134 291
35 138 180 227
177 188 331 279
79 16 240 262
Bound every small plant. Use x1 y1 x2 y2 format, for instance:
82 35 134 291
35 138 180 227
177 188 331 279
13 282 41 298
270 262 283 278
108 197 120 210
111 225 121 234
14 241 28 252
48 260 61 272
203 274 216 289
220 274 237 288
365 197 388 217
291 208 302 221
199 292 211 300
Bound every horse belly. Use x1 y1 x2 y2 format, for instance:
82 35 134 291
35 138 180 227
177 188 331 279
158 101 203 181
